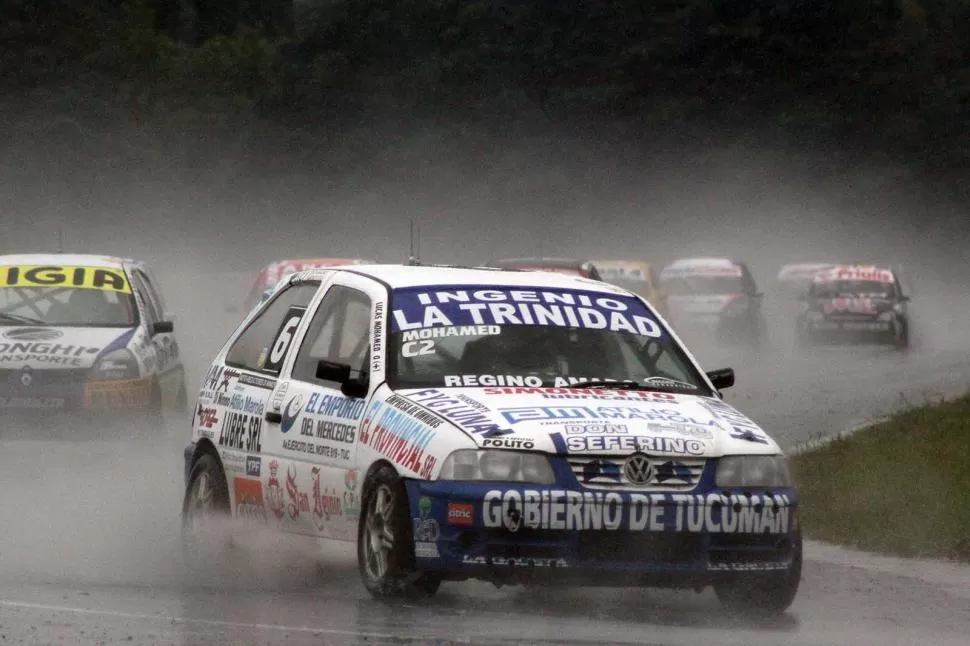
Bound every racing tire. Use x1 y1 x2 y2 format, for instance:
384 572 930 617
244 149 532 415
141 381 165 436
357 464 442 599
181 452 234 576
714 531 802 615
174 384 189 415
893 319 910 351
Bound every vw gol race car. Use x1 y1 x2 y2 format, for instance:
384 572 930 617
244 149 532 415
244 258 375 311
797 264 910 349
0 254 186 434
182 265 801 612
486 257 604 281
594 259 668 316
659 257 766 346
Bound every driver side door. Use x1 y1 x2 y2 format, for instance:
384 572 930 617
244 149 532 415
261 276 385 541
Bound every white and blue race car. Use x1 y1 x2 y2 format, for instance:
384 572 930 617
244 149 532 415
0 254 186 434
182 264 800 612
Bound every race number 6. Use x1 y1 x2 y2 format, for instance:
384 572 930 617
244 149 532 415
264 306 306 373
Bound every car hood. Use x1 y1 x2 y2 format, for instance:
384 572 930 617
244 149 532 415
0 326 134 370
667 294 739 315
397 387 781 457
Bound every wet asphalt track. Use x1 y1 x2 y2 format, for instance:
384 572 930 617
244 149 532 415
1 272 970 645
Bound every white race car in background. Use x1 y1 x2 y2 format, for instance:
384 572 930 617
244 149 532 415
244 257 376 311
182 263 801 613
659 257 766 346
0 254 186 434
776 263 836 297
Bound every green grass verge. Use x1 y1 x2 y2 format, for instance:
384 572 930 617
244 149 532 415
792 394 970 560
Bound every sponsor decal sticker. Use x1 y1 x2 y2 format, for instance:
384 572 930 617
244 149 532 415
482 489 792 533
461 555 567 568
404 389 508 436
360 400 437 478
311 466 342 530
217 411 263 452
413 496 440 542
233 477 266 523
245 456 261 477
0 265 132 293
390 286 663 337
499 405 716 425
2 328 63 341
83 378 152 408
280 393 304 433
563 434 706 455
447 502 474 526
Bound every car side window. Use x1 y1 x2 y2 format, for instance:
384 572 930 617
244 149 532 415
226 283 319 373
128 271 159 325
292 285 373 384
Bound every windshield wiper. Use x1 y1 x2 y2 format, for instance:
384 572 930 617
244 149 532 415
0 312 45 325
564 380 650 390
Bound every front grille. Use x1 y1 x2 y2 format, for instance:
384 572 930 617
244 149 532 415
568 456 705 490
579 532 702 564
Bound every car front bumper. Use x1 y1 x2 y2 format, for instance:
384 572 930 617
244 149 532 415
405 481 799 586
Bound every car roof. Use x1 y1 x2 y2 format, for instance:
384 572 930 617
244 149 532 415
661 257 744 275
0 253 129 269
776 263 837 280
815 264 895 282
263 257 372 269
488 257 592 269
300 263 626 293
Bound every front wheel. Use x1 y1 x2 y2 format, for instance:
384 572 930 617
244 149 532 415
357 464 441 598
181 453 233 573
714 532 802 614
892 318 910 351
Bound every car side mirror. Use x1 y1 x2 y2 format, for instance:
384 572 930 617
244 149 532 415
152 321 174 335
899 295 910 302
316 359 369 398
706 368 735 390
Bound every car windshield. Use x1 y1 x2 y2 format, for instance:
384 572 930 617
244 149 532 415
661 274 743 295
813 280 895 299
388 285 709 392
0 265 137 327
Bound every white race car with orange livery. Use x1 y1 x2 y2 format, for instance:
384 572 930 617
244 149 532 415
244 257 376 311
182 263 801 613
0 254 186 436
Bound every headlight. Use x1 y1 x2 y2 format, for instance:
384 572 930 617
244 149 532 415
438 449 555 484
91 349 140 380
716 455 792 487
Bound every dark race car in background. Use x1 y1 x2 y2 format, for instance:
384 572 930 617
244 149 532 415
659 258 766 347
0 254 186 436
797 264 910 349
486 257 604 280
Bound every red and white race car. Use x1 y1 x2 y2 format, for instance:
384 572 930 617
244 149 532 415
245 258 375 311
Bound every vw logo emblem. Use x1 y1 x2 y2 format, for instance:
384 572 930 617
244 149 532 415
623 453 654 485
